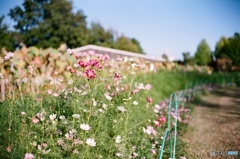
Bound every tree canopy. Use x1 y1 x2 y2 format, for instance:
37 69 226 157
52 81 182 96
9 0 88 48
1 0 145 54
214 33 240 67
0 15 15 51
194 39 212 66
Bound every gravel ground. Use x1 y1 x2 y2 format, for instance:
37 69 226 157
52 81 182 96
182 87 240 159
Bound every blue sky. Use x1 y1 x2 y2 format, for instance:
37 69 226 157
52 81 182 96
1 0 240 60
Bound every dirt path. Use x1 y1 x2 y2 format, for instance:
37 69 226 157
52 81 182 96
182 87 240 159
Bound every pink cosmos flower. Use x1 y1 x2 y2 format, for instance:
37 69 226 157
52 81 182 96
132 89 139 94
85 69 96 78
111 91 117 96
37 112 45 121
87 59 98 66
24 153 34 159
124 85 129 90
178 116 182 122
28 65 33 74
7 146 11 152
88 50 95 55
32 118 39 124
4 52 14 61
154 120 161 127
67 48 75 55
114 73 121 78
21 112 26 116
35 98 42 101
159 101 167 107
143 126 157 136
101 54 110 60
158 116 166 123
116 87 120 92
75 52 82 59
171 112 177 119
106 84 111 90
147 97 153 104
96 64 103 69
69 68 76 74
145 83 152 90
78 60 88 68
150 149 156 154
47 89 52 94
95 54 103 58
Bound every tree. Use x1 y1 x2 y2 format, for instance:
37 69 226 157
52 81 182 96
214 33 240 67
162 53 169 62
182 52 195 65
8 0 146 53
88 22 115 48
114 36 144 54
194 39 212 65
9 0 88 48
0 15 15 51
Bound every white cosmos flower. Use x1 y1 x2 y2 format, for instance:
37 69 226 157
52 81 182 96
102 103 108 109
116 153 122 157
72 114 80 119
80 124 91 131
150 63 155 71
117 106 126 112
133 101 138 106
136 83 145 90
98 108 105 113
68 79 73 85
81 91 87 96
115 135 121 144
105 94 112 101
73 63 79 68
86 138 96 147
59 115 65 120
49 114 56 120
92 99 97 106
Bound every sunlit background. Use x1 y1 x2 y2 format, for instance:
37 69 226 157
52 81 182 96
1 0 240 60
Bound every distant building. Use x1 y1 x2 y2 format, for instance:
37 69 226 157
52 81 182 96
74 45 164 62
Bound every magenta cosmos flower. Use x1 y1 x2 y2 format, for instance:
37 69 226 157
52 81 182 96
87 59 98 66
85 69 96 78
78 60 88 68
147 97 153 104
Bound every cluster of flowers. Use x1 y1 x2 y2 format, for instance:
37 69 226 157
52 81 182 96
1 48 191 159
67 49 111 79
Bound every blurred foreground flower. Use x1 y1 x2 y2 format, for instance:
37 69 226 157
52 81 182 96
86 138 96 147
24 153 34 159
143 126 157 136
80 124 91 131
147 97 153 104
4 52 14 61
115 135 121 144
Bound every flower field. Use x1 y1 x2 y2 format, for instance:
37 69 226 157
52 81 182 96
0 46 238 159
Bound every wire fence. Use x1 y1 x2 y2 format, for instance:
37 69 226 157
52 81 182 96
157 79 238 159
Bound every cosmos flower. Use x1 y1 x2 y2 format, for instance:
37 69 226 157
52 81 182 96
133 101 138 106
86 138 96 147
117 106 126 112
24 153 34 159
85 69 96 78
80 124 91 131
115 135 121 144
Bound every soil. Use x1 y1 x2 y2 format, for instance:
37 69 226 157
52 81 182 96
182 87 240 159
